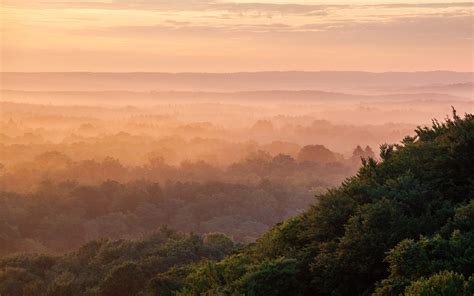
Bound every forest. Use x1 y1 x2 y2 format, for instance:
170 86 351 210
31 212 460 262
1 71 473 296
1 99 389 257
1 110 472 295
2 0 473 293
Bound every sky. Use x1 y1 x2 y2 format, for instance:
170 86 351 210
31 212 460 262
0 0 473 72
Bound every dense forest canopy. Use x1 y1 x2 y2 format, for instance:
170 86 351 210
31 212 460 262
0 145 361 255
2 0 473 293
1 100 386 256
1 111 472 295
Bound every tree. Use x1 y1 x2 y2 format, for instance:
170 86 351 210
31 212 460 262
100 262 146 296
405 271 473 296
297 145 338 163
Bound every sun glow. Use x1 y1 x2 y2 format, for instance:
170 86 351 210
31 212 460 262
1 1 473 71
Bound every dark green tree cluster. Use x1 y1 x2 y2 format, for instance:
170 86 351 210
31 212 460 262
170 111 474 295
0 228 236 296
0 179 313 255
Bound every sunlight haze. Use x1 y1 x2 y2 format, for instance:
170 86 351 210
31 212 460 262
1 0 472 71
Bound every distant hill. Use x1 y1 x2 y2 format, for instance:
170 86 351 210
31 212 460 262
0 89 468 105
1 71 472 92
399 82 474 98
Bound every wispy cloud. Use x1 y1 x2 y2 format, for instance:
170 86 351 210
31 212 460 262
1 0 473 71
3 1 472 13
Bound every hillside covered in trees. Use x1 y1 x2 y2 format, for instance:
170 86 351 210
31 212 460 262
1 111 472 295
3 0 473 293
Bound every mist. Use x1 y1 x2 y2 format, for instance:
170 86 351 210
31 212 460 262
1 0 473 294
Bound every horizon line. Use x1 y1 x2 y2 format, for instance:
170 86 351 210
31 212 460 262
1 70 473 75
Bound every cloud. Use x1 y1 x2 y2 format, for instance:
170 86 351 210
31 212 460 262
2 0 472 71
5 1 471 14
367 2 473 8
1 0 333 14
73 12 472 44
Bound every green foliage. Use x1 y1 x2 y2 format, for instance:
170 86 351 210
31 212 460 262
172 111 474 295
375 202 474 295
0 229 236 296
1 111 473 295
404 271 473 296
100 262 146 296
203 233 236 258
236 258 300 296
0 178 324 255
178 255 300 296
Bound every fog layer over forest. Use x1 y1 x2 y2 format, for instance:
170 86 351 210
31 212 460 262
0 72 472 256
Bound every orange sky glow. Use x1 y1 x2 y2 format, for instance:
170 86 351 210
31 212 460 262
1 0 473 72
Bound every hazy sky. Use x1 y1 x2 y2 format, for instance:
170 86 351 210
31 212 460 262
1 0 473 72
